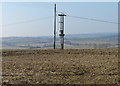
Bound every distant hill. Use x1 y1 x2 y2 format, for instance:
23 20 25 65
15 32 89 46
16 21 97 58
66 32 118 40
1 32 118 49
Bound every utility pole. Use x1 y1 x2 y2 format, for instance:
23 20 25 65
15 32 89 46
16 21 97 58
58 13 66 49
53 4 56 49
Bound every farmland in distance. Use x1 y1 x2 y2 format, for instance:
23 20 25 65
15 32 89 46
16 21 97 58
1 32 118 49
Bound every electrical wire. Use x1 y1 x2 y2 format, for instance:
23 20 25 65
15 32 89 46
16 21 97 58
1 14 118 28
66 15 119 24
1 16 53 27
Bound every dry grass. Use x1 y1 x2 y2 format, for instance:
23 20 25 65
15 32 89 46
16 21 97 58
2 49 118 84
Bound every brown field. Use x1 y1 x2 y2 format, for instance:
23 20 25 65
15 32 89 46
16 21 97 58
2 48 119 85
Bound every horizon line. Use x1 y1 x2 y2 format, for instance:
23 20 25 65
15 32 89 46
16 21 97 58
0 32 118 38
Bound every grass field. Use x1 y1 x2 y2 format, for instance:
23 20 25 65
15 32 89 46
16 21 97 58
2 48 118 84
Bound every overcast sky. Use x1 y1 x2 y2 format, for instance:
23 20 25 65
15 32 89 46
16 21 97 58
0 2 118 37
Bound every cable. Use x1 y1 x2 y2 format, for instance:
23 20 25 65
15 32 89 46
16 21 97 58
0 16 53 27
66 15 119 24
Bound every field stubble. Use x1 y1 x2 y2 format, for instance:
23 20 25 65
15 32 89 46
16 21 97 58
2 49 118 84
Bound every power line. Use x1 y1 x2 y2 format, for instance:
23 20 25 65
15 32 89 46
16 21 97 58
0 16 53 27
66 15 119 24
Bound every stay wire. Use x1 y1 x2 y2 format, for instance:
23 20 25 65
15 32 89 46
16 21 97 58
66 15 119 24
1 16 53 27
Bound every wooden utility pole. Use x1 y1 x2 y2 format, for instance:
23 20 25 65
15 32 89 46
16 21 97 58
53 4 56 49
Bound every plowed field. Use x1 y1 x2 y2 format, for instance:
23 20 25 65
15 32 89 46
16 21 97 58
2 49 119 85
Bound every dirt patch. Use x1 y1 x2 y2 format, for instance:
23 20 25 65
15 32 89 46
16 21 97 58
2 49 118 84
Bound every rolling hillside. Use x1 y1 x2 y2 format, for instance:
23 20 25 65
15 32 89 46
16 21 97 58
1 32 118 49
